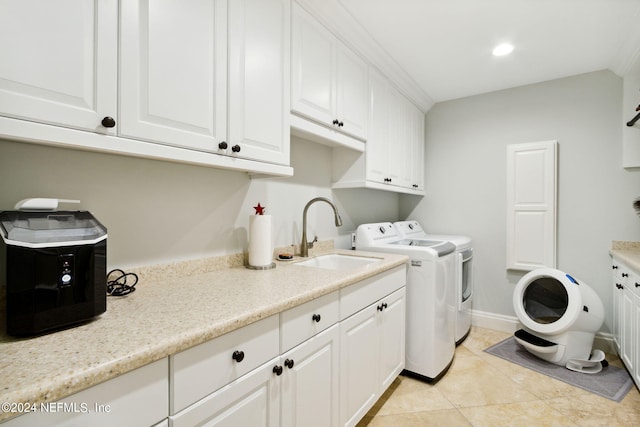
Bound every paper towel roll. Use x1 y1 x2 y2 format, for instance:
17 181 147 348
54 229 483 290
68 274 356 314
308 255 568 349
249 215 272 267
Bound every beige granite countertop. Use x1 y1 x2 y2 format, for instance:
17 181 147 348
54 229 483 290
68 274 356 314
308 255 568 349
0 248 408 422
610 240 640 271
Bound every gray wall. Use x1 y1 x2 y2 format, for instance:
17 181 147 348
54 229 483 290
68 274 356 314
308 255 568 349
400 70 640 333
0 136 399 269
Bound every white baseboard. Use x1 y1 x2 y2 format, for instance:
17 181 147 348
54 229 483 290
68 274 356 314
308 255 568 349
471 309 616 354
471 310 519 333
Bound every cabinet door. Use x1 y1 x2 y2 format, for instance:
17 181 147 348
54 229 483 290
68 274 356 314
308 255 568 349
378 288 406 391
335 44 368 140
228 0 290 165
621 286 635 371
280 325 339 427
291 3 335 126
387 91 413 188
612 263 623 352
634 291 640 388
170 358 280 427
120 0 227 152
339 304 379 427
366 69 391 185
0 0 117 133
409 103 425 191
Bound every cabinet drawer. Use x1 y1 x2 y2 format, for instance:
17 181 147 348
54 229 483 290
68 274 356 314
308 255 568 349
613 260 640 297
4 359 168 427
280 291 339 352
171 315 279 414
339 265 406 320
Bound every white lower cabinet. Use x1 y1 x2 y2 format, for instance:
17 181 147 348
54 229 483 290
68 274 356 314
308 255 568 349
3 359 168 427
170 357 281 427
280 325 340 427
3 268 405 427
611 257 640 389
170 266 405 427
339 287 405 427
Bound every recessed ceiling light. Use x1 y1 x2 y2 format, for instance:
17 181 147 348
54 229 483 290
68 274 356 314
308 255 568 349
492 43 514 57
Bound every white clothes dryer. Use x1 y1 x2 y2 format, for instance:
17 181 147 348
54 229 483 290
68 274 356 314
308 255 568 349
356 222 457 381
394 221 473 344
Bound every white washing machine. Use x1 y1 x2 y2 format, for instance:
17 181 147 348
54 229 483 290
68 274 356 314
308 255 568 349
394 220 473 345
356 222 457 381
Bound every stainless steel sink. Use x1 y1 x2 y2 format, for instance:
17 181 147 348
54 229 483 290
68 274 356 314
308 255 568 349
295 253 380 270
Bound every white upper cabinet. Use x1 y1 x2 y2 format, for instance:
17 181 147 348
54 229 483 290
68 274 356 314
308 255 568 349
121 0 290 166
409 99 425 191
366 69 416 190
228 0 290 165
0 0 117 133
332 67 425 195
120 0 227 153
0 0 291 176
335 45 369 140
291 3 368 142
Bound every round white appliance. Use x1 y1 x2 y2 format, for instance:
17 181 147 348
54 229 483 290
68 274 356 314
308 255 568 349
512 268 604 369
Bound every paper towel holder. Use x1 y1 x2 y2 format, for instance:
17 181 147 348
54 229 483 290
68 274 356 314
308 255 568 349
246 262 276 270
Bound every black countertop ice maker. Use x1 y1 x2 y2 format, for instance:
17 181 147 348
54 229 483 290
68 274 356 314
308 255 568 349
0 210 107 336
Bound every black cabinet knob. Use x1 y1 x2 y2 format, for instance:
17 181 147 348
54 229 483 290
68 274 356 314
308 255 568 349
101 116 116 128
384 178 392 183
616 283 624 290
338 121 344 127
412 184 419 188
232 145 241 153
284 359 294 369
273 365 283 376
332 119 339 126
312 313 321 323
622 273 629 277
232 350 245 362
612 265 619 270
218 141 228 149
636 282 640 288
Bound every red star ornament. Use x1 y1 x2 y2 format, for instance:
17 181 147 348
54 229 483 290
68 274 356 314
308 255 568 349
253 203 266 215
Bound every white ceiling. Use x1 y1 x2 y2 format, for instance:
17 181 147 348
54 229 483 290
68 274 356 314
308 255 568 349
336 0 640 103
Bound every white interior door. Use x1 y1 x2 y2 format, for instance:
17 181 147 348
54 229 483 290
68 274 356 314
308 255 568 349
506 140 557 270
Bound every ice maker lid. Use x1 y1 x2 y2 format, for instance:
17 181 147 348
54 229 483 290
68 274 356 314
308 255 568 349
0 210 107 248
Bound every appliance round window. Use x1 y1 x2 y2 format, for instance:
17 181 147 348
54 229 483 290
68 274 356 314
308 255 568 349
522 277 568 324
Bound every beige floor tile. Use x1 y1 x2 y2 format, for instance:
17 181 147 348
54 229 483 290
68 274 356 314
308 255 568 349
460 326 511 355
479 350 592 400
435 356 539 407
358 327 640 427
374 376 454 415
360 409 472 427
458 400 579 427
545 388 640 427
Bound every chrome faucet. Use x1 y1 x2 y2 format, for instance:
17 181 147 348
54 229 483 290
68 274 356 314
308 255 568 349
300 197 343 257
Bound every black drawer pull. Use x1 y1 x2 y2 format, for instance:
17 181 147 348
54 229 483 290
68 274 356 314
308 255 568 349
312 313 321 323
101 116 116 128
232 350 245 362
284 358 294 369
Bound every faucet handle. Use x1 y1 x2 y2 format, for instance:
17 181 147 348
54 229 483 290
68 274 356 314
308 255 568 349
308 236 318 249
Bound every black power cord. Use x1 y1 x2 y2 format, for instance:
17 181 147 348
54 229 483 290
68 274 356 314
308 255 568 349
106 269 138 296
